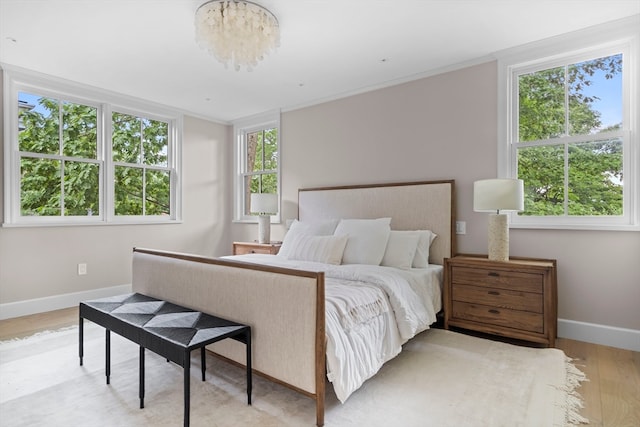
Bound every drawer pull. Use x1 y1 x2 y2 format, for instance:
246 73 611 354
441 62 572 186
250 250 256 253
488 291 500 296
488 272 500 277
488 309 500 314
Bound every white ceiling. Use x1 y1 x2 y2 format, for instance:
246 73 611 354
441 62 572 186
1 0 639 123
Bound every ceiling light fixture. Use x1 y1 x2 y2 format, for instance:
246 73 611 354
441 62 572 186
194 0 280 71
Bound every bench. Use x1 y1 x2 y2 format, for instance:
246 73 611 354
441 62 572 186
79 293 251 427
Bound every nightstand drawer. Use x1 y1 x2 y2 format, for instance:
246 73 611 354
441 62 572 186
452 284 543 313
452 301 544 333
234 246 273 255
233 242 281 255
451 266 543 293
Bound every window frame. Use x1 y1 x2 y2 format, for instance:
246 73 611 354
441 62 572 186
2 67 182 227
497 18 639 231
233 110 281 223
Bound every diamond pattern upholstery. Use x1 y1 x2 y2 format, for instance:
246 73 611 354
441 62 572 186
82 293 247 349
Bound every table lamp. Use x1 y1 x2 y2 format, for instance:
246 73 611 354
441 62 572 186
473 179 524 261
250 193 278 244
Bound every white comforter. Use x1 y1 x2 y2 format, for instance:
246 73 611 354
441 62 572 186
223 254 443 402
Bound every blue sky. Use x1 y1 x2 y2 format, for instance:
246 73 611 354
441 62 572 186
18 92 50 116
578 55 623 130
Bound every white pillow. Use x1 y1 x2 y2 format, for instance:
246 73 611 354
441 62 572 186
288 219 339 235
284 234 348 265
278 219 339 258
391 230 437 268
334 218 391 265
416 230 437 267
381 231 420 270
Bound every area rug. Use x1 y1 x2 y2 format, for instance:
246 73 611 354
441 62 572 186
0 323 587 426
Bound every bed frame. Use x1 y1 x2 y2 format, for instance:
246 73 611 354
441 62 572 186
131 179 455 426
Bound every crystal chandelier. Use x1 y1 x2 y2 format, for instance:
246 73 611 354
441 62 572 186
195 0 280 71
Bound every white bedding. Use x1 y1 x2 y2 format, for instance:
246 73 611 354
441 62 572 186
223 254 443 403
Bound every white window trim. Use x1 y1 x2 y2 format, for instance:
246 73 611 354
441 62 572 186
497 16 639 231
233 110 281 223
2 65 183 227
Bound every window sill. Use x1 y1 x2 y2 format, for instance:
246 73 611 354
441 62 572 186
510 223 640 232
2 219 183 228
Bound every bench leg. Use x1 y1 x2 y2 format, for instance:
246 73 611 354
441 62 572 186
105 330 111 385
184 351 190 427
246 328 252 405
201 347 206 381
79 315 84 366
140 346 145 409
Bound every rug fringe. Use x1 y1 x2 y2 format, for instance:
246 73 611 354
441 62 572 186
560 356 590 426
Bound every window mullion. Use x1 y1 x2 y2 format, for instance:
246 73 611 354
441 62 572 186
563 142 569 216
261 129 266 170
140 120 145 216
142 168 146 216
563 66 569 217
58 99 63 156
139 120 144 164
103 104 112 222
58 159 63 217
58 101 65 217
564 65 570 137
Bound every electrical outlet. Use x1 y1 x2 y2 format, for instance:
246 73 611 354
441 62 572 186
455 221 466 235
78 263 87 275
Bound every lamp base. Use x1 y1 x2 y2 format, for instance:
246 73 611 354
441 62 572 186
257 215 271 244
487 213 509 262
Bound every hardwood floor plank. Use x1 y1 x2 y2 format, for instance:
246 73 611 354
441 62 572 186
0 307 78 341
596 345 640 427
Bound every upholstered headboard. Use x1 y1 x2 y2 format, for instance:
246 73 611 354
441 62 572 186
298 180 456 265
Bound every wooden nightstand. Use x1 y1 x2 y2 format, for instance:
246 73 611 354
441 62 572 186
233 241 282 255
444 254 557 347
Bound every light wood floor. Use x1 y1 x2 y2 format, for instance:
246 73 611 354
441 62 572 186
1 307 638 426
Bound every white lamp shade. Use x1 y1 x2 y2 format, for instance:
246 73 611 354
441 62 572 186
474 179 524 213
250 193 278 215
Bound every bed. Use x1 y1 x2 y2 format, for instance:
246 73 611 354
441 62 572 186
132 179 455 426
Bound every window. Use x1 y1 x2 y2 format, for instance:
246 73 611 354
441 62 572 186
498 19 638 230
3 69 182 226
112 111 172 217
233 111 280 222
17 93 100 218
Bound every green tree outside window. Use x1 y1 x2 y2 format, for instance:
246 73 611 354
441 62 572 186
18 93 171 218
517 54 623 217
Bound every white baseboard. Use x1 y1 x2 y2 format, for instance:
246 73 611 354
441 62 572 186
0 284 132 320
558 318 640 352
